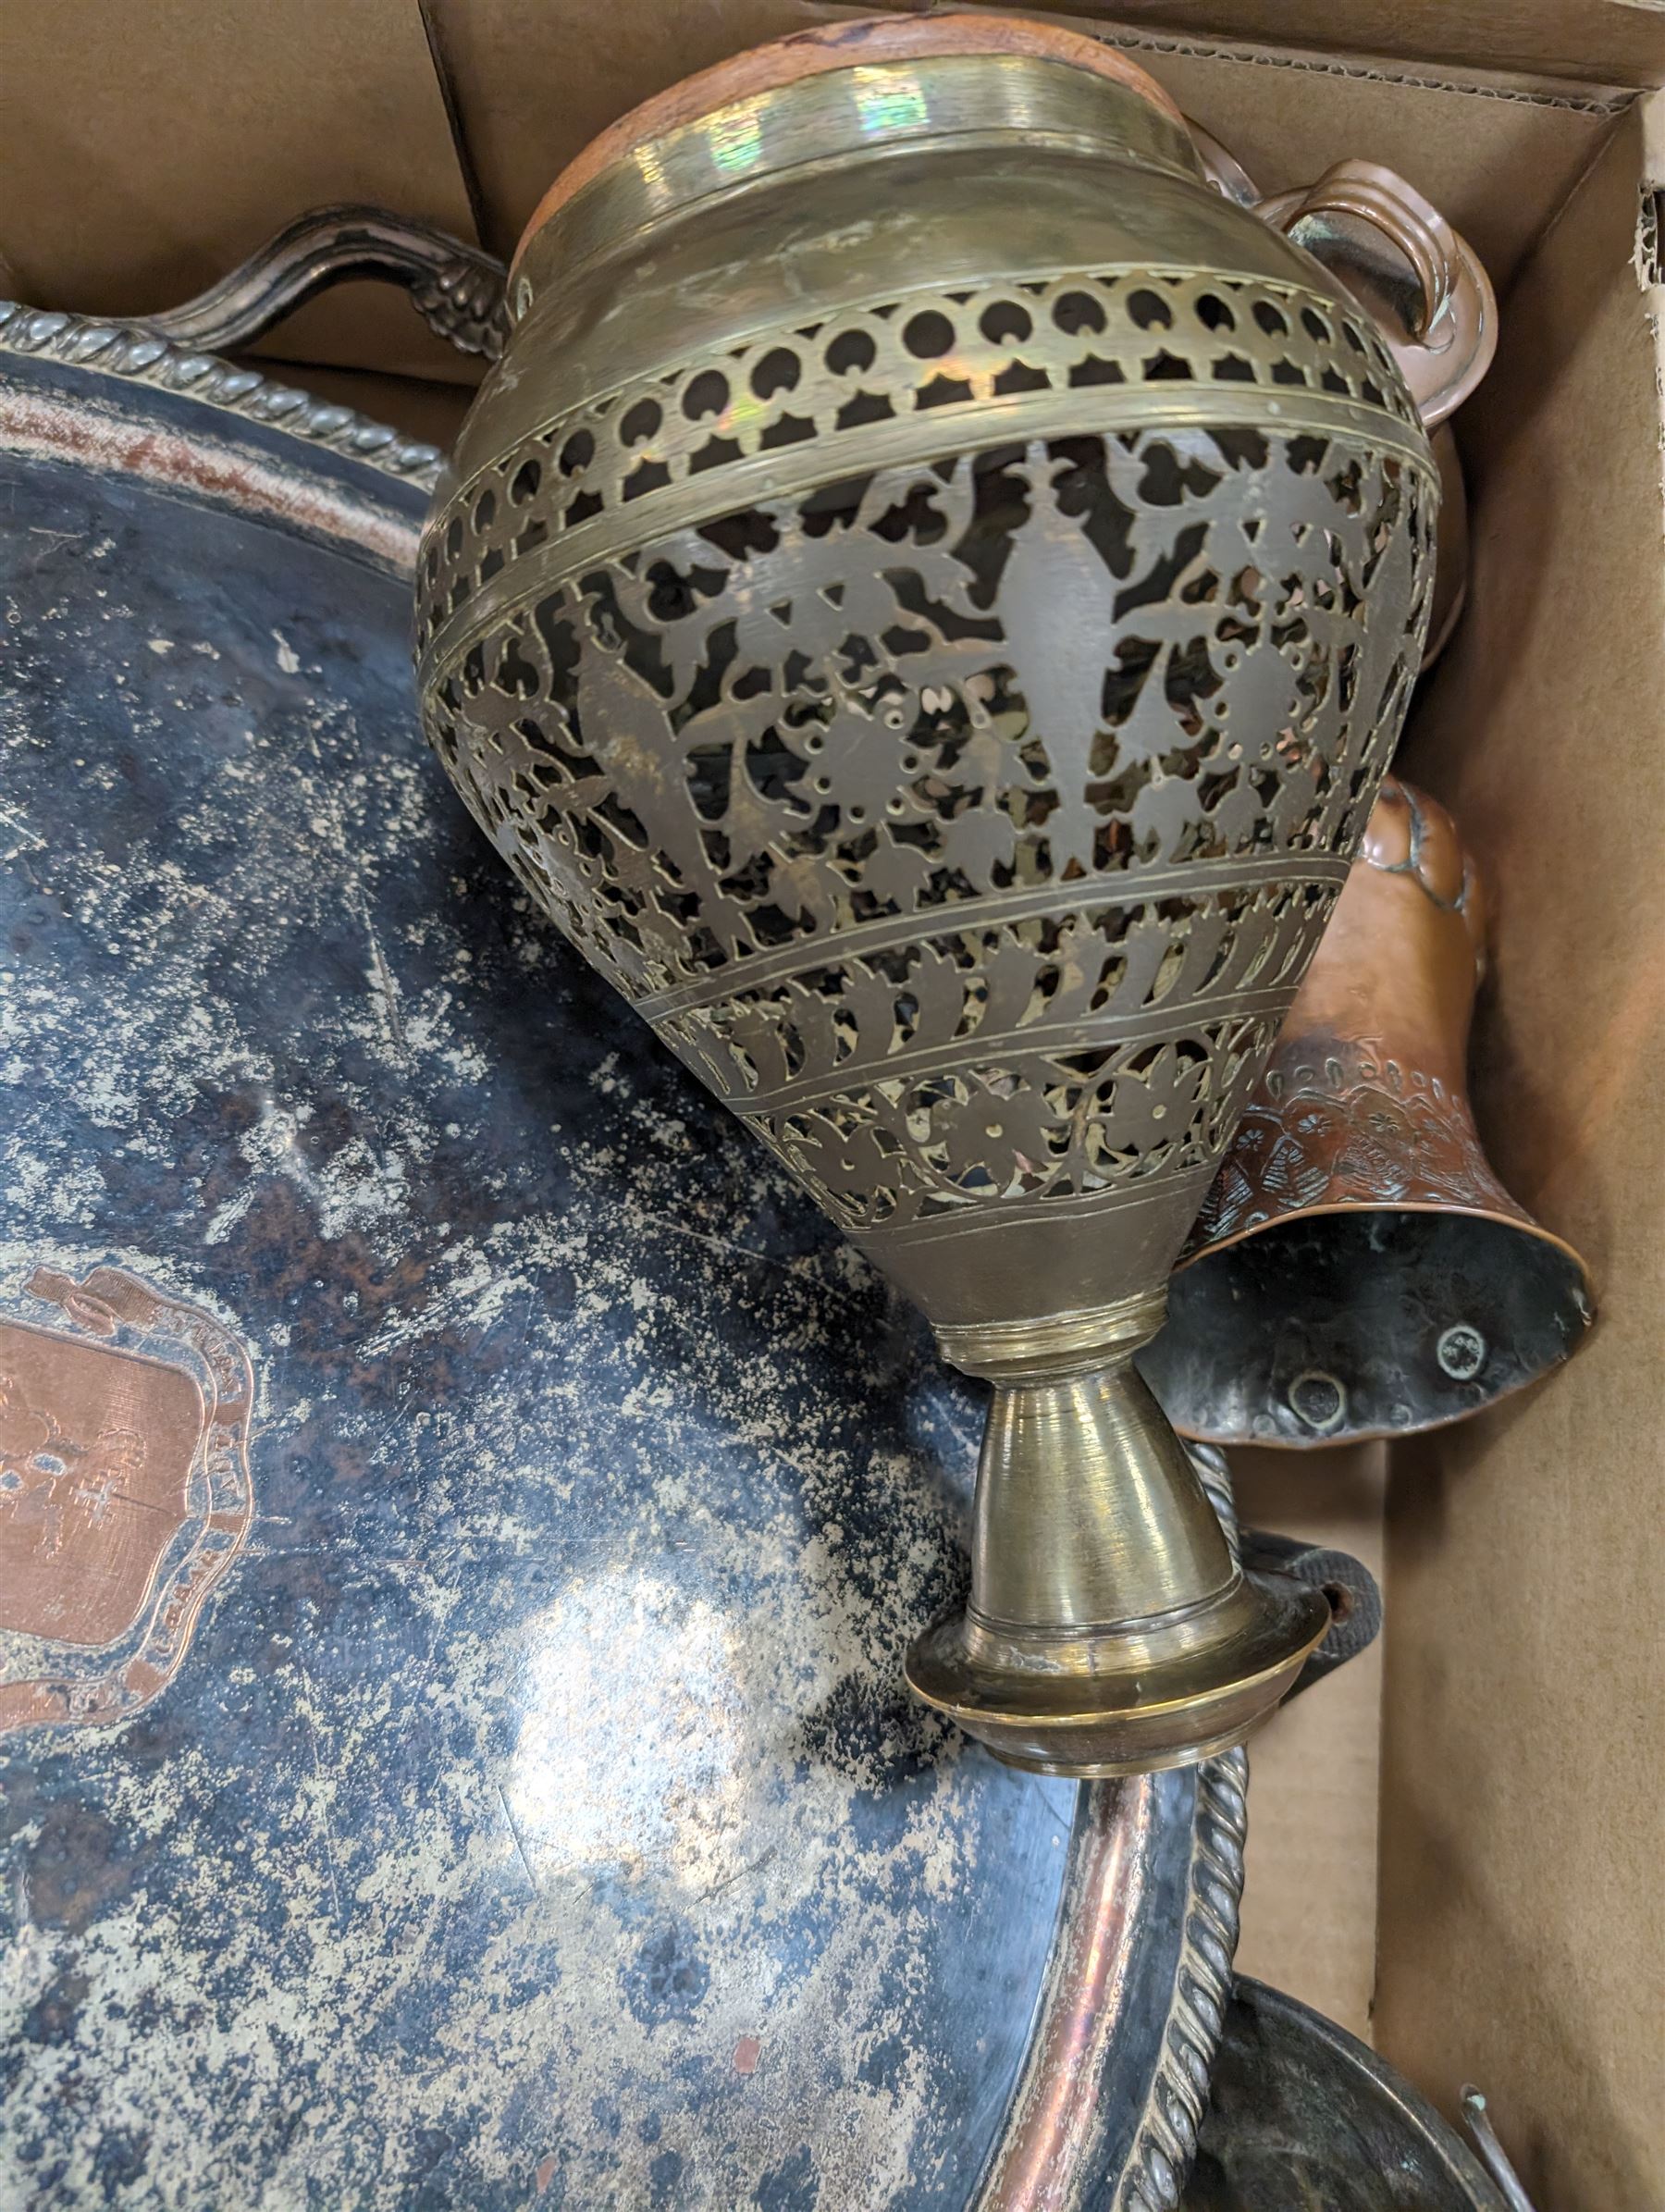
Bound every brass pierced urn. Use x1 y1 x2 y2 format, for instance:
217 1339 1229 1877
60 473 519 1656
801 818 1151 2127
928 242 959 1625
415 17 1437 1774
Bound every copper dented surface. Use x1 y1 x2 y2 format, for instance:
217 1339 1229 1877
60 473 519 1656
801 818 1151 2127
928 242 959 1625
0 1264 254 1728
1141 779 1595 1445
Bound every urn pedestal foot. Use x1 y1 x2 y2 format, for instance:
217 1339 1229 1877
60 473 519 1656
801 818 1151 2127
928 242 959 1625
905 1293 1329 1775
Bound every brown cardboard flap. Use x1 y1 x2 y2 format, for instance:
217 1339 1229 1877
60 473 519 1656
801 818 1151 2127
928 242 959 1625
1026 0 1665 89
1382 97 1665 2209
0 0 482 385
1070 26 1622 291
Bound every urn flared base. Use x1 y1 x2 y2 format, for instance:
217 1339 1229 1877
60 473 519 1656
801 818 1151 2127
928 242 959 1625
906 1290 1330 1776
905 1569 1329 1776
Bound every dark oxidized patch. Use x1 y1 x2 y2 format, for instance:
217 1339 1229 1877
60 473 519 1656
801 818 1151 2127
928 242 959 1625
0 1263 253 1731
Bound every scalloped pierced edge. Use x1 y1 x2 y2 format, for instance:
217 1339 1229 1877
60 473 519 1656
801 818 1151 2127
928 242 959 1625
1114 1447 1249 2212
0 300 443 489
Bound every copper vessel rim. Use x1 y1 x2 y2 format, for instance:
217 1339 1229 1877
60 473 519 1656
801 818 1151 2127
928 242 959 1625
1178 1351 1589 1452
511 15 1183 273
1175 1193 1595 1292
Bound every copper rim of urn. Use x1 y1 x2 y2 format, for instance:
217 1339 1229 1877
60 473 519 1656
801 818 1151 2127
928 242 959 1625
1140 776 1596 1447
416 14 1440 1773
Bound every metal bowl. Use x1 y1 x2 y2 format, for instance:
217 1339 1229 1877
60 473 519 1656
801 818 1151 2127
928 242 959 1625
1183 1980 1511 2209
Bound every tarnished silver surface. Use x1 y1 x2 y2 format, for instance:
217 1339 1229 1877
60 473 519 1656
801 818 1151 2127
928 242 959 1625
0 298 447 487
0 309 1244 2209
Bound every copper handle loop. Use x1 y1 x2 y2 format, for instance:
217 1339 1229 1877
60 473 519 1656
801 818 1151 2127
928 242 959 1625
1259 160 1460 340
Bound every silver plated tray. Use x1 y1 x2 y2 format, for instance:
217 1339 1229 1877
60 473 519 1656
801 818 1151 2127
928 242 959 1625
0 293 1245 2211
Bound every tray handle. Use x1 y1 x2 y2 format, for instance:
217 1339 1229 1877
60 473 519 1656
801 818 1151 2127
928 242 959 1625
134 204 510 363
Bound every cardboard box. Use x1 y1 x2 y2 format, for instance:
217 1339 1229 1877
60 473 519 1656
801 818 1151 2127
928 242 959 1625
6 5 1659 2202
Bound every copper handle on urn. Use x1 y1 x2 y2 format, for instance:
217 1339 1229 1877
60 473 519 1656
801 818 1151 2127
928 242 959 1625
1254 159 1497 427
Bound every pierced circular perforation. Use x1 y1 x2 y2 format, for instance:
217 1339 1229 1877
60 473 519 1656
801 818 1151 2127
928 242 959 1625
422 405 1434 1242
416 268 1413 653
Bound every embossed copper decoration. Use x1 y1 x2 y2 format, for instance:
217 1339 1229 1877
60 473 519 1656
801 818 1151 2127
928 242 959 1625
1141 778 1595 1445
0 1265 254 1729
415 15 1437 1774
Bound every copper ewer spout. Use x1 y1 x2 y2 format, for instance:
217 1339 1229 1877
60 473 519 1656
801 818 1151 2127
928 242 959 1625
1140 778 1595 1446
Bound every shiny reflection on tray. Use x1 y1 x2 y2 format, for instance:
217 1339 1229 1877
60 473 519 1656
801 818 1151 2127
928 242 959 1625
506 1571 752 1887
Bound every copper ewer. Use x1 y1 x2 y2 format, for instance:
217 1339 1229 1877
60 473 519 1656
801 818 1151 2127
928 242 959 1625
1141 777 1595 1446
414 16 1438 1773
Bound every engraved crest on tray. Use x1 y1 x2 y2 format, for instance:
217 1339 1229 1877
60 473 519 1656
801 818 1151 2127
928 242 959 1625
0 1263 254 1730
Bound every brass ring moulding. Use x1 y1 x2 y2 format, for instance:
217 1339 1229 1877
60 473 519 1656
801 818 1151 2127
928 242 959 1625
415 16 1438 1774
